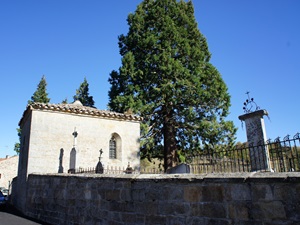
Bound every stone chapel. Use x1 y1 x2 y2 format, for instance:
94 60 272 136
17 100 141 178
13 100 141 211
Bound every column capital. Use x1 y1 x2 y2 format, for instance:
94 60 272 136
238 109 268 121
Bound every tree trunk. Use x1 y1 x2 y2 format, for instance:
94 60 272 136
163 110 177 172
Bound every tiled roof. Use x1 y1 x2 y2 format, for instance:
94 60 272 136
19 101 142 126
0 155 18 162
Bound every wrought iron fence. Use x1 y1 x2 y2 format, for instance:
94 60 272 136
70 165 139 175
71 165 165 175
189 133 300 174
70 133 299 175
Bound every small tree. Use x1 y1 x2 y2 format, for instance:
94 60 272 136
28 75 50 104
73 77 95 107
15 75 50 154
61 98 68 104
14 128 21 154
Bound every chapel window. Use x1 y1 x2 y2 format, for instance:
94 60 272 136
109 136 117 159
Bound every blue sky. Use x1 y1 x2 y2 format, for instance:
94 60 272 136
0 0 299 158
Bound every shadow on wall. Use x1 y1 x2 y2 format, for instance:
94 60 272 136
58 148 64 173
126 137 141 171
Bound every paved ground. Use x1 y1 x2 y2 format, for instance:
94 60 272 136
0 204 50 225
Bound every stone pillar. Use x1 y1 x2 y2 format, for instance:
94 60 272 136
238 110 271 171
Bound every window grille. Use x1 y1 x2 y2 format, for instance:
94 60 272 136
109 137 117 159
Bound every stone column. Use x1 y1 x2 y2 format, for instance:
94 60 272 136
238 110 271 171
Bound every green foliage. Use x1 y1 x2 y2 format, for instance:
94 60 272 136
108 0 237 171
73 77 95 107
14 142 20 154
28 75 50 104
14 128 21 154
61 98 68 104
18 75 50 154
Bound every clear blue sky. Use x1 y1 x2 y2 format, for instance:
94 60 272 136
1 0 299 158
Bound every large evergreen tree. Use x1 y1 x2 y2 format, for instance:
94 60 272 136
28 75 50 104
108 0 236 171
73 77 95 107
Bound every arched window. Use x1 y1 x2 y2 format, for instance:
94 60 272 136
109 136 117 159
109 133 122 160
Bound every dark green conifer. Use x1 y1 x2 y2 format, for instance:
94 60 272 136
73 77 95 107
15 75 51 154
28 75 50 104
108 0 236 171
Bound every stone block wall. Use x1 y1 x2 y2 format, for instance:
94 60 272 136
23 173 300 225
0 155 18 189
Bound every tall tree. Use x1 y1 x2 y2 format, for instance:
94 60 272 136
108 0 236 171
73 77 95 107
15 75 50 154
28 75 50 104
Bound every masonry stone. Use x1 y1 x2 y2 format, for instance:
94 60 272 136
251 184 273 201
228 202 250 220
17 173 300 225
239 109 271 171
227 183 251 201
252 201 286 220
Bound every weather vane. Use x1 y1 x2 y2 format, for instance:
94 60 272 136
243 91 260 113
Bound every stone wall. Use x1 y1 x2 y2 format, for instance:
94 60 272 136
0 155 18 189
22 173 300 225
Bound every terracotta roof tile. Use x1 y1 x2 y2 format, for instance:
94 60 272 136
19 102 142 126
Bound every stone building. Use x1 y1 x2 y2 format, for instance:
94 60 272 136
0 155 18 189
14 100 141 211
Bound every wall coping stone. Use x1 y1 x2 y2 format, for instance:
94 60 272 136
29 172 300 182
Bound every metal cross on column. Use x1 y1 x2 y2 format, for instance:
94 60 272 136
99 149 103 162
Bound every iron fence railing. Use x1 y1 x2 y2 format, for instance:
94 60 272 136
189 133 300 174
70 165 139 175
71 133 299 175
71 166 165 175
